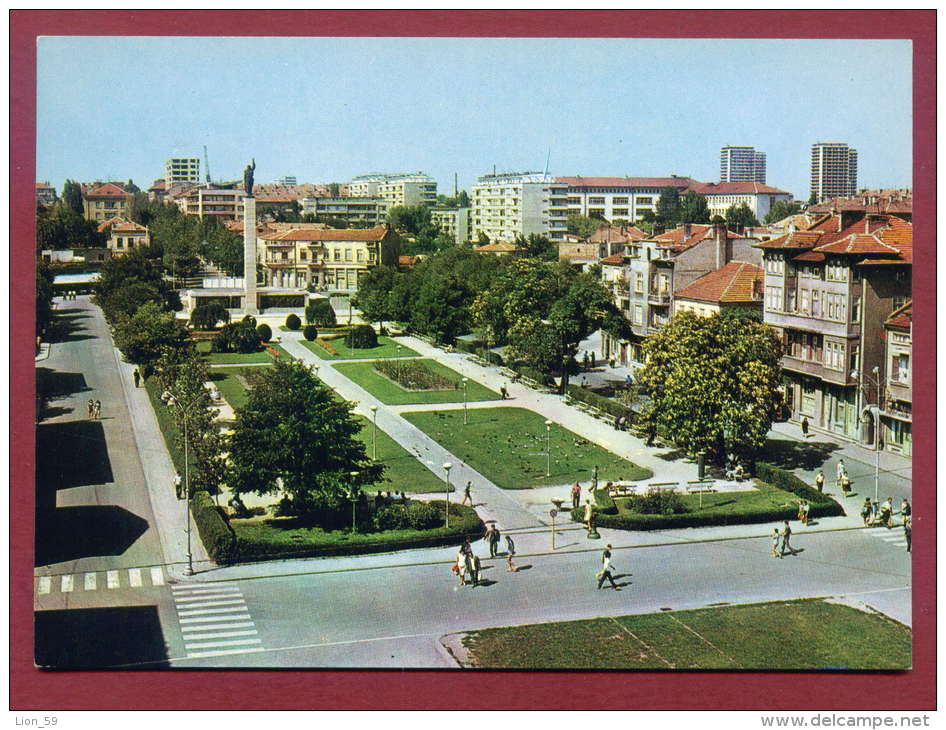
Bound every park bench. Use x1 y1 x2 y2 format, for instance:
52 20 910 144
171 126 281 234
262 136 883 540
608 484 636 498
499 367 517 378
685 480 717 495
646 482 678 494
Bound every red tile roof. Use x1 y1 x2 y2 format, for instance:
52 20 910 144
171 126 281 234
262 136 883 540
652 223 743 252
808 189 912 215
474 241 521 253
694 182 791 196
262 225 391 242
755 230 825 250
600 253 625 265
96 216 146 233
791 251 826 263
588 224 648 244
756 215 912 266
85 182 131 198
675 261 764 304
555 176 701 190
885 300 912 330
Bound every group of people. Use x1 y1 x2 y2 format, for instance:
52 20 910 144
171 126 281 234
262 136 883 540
860 496 909 529
86 398 102 420
62 290 80 301
374 490 409 507
796 500 811 525
454 526 516 586
771 520 795 558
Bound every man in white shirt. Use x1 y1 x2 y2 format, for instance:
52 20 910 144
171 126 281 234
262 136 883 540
597 545 620 590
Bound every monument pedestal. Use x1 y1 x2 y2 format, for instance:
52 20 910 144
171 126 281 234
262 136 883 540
243 196 258 315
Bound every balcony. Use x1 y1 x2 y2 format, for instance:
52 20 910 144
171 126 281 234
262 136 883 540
887 378 912 404
764 310 860 339
781 355 854 386
648 291 671 306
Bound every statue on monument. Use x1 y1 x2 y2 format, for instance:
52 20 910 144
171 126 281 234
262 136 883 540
243 158 256 197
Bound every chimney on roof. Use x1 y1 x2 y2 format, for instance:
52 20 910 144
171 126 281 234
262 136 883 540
683 222 692 241
714 221 728 269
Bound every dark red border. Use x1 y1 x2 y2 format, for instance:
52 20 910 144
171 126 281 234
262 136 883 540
11 10 935 711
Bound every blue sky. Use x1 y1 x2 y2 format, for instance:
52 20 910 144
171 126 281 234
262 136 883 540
36 37 912 200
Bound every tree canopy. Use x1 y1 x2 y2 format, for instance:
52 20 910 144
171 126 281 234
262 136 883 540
62 179 83 216
764 199 803 225
228 360 382 513
679 191 711 224
725 202 760 232
566 212 606 239
111 300 190 373
634 311 783 463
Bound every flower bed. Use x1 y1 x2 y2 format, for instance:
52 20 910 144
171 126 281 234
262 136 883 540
374 358 458 391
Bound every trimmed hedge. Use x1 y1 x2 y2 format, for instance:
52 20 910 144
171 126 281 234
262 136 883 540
755 462 830 503
592 487 618 515
346 324 378 349
191 490 237 565
256 323 272 342
514 365 552 386
285 313 301 330
231 500 485 562
305 299 337 327
303 324 318 341
566 384 633 421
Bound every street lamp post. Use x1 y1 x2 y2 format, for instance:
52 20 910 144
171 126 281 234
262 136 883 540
442 462 452 528
853 366 883 502
545 420 554 478
348 470 360 532
163 391 194 576
461 377 468 425
369 405 378 460
396 344 403 380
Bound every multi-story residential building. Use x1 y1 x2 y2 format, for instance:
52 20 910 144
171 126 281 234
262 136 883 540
720 146 767 183
471 171 568 243
257 224 400 291
275 176 297 186
36 181 57 206
148 179 167 203
348 173 437 207
165 157 201 187
173 186 245 221
559 224 648 265
97 216 151 255
693 182 794 223
554 175 700 223
810 142 858 202
882 300 912 456
807 189 911 222
430 206 470 245
82 183 132 222
755 213 911 442
601 223 761 366
673 260 764 317
300 197 387 227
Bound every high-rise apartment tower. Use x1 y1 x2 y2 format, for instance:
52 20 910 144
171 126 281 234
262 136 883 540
720 146 766 183
809 142 858 202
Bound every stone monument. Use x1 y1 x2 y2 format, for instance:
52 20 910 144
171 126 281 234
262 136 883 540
242 159 258 315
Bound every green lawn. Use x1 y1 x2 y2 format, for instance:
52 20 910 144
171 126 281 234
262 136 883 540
459 599 912 670
208 366 272 411
402 407 651 489
197 340 293 364
334 359 500 405
299 335 418 360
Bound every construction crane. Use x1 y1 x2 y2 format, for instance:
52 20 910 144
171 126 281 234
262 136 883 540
203 145 212 184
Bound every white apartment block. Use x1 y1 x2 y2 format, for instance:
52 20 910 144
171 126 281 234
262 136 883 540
693 182 793 222
348 172 437 207
165 157 201 186
555 176 699 223
810 142 858 202
720 146 766 183
430 206 470 245
300 197 387 227
472 172 568 242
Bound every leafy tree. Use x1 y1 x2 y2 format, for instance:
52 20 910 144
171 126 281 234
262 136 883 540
764 199 803 225
807 190 819 206
328 182 341 197
212 320 261 354
227 360 383 514
386 204 432 236
305 298 337 327
566 212 605 238
355 265 398 328
112 300 189 373
125 179 141 194
346 324 377 349
725 202 760 233
679 191 711 224
190 303 230 330
410 273 469 344
257 323 272 342
655 186 682 228
634 311 783 464
62 180 83 216
515 233 557 261
94 250 180 323
36 260 55 335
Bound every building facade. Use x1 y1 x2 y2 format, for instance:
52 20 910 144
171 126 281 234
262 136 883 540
755 214 911 443
719 146 766 183
98 217 151 255
672 260 763 317
257 224 401 291
300 197 387 227
694 182 793 222
554 176 700 223
82 183 132 222
430 206 470 245
173 186 246 220
810 142 858 202
165 157 201 187
36 181 57 205
471 172 568 243
348 173 437 207
882 301 912 456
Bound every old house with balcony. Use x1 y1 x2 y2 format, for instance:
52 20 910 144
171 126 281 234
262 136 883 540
673 261 764 317
882 300 912 456
82 182 132 222
755 214 912 442
601 222 761 366
97 216 151 255
258 224 400 291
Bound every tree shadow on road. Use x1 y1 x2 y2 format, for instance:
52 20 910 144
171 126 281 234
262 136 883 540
35 605 170 669
36 420 114 490
45 310 94 344
763 438 841 471
35 504 150 566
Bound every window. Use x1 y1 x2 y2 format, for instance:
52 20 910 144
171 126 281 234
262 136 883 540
589 197 605 204
344 249 352 262
849 345 859 374
892 296 907 312
300 251 307 261
826 261 847 282
799 289 810 314
765 286 782 311
765 256 784 275
613 197 629 204
637 197 653 204
613 208 628 216
801 378 817 416
851 295 861 323
333 249 341 262
357 249 365 262
825 341 844 371
892 353 909 382
635 272 644 293
633 305 643 325
116 238 123 249
811 290 821 317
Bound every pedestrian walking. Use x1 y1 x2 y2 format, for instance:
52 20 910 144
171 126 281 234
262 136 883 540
470 554 481 587
93 399 101 420
487 524 501 558
460 480 473 506
87 398 95 420
596 545 620 590
571 481 581 510
860 498 873 526
901 498 911 520
904 516 912 553
836 459 845 486
133 368 141 387
801 416 810 437
591 465 599 492
814 470 825 493
505 534 517 572
455 546 468 586
780 520 794 557
500 384 509 400
583 499 594 533
880 497 893 528
173 472 183 499
839 469 851 496
771 528 782 558
802 501 810 525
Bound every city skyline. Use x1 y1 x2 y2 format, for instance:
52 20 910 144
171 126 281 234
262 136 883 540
37 36 912 201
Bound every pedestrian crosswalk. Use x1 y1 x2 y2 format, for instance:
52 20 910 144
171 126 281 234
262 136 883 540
36 566 166 596
864 525 909 549
171 582 264 659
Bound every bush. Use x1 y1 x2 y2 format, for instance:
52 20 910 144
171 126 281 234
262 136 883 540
303 324 318 341
592 487 618 515
190 303 230 330
306 299 337 327
372 501 441 531
285 313 301 330
242 314 256 328
346 324 378 349
211 321 261 354
566 384 633 421
626 489 688 515
256 323 272 342
478 348 504 366
754 462 834 504
514 365 551 386
191 490 237 565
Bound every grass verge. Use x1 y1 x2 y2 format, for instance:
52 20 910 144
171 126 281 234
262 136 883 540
334 359 499 405
457 598 911 670
298 335 418 360
197 340 293 364
402 407 651 489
